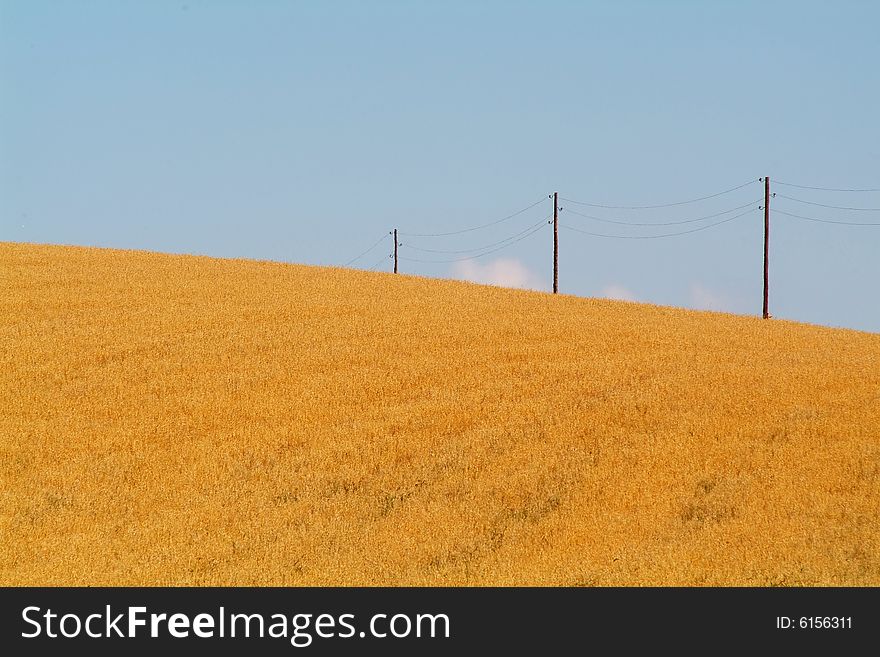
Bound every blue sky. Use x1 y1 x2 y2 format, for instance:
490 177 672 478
2 1 878 332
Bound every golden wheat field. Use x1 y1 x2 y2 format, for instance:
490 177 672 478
1 242 879 586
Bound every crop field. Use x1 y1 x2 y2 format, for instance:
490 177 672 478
1 242 879 586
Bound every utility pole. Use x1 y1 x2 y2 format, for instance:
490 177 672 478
553 191 559 294
763 177 770 319
393 228 398 274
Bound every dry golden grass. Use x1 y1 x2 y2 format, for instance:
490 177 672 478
1 242 879 586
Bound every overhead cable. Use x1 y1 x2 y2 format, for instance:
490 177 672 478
398 196 547 237
772 180 880 193
561 179 759 210
562 199 761 226
399 222 548 263
401 217 550 254
774 194 880 211
773 208 880 226
344 233 389 266
560 207 758 239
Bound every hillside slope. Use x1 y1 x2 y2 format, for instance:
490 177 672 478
2 242 879 585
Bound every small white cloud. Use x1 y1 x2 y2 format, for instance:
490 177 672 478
600 284 639 302
451 258 544 290
689 282 729 312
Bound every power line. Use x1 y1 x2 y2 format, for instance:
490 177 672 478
775 194 880 211
401 217 550 254
561 199 761 226
344 233 389 266
773 180 880 193
561 179 759 210
560 207 758 239
398 196 547 237
366 253 392 271
773 208 880 226
399 222 549 263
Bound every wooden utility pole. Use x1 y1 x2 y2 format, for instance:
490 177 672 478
393 228 398 274
553 191 559 294
763 177 770 319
